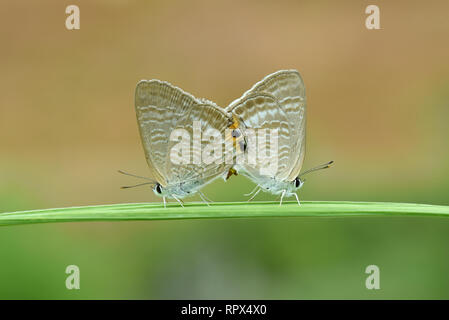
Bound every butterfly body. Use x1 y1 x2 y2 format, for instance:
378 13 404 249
225 70 308 204
133 79 234 206
153 178 207 199
249 175 303 195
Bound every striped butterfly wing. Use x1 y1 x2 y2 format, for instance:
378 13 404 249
230 70 306 181
165 102 233 187
226 93 292 180
135 80 199 187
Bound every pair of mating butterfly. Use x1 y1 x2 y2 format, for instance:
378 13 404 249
120 70 333 207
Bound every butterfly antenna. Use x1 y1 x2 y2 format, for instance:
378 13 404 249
120 182 154 189
298 161 334 178
118 170 156 183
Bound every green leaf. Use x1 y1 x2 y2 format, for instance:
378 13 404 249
1 201 449 226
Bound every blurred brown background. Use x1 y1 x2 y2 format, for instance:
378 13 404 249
0 0 449 299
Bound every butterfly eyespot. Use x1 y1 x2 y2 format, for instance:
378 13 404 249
294 178 301 188
155 184 162 194
239 140 247 152
232 129 241 138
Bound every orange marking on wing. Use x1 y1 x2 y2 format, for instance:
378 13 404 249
228 114 239 129
226 168 238 180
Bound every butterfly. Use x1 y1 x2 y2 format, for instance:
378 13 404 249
225 70 333 205
120 79 238 207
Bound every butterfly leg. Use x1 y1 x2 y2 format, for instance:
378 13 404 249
163 196 166 208
172 194 184 208
198 191 211 207
293 193 301 206
247 188 261 202
279 190 286 206
199 191 213 203
244 184 260 196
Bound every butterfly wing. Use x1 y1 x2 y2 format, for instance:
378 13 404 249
135 80 199 187
165 102 233 188
227 70 306 181
226 93 292 180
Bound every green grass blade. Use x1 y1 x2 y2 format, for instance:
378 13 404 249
1 201 449 226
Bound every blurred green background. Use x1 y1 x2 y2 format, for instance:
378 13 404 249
1 0 449 299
